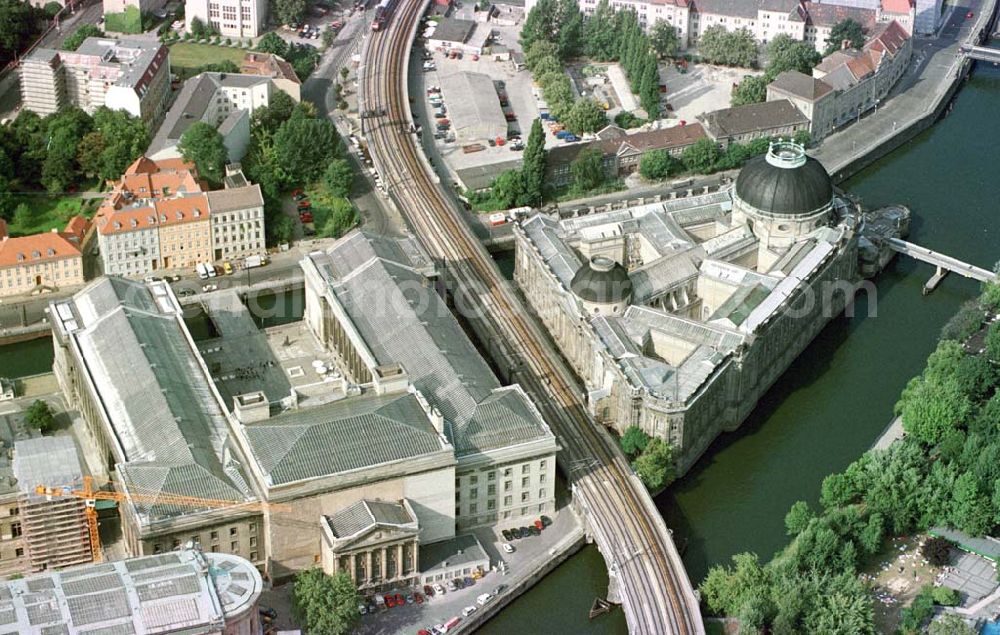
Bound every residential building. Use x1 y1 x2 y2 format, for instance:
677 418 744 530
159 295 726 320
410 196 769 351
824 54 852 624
419 534 490 585
19 48 65 116
186 0 267 38
95 156 265 276
699 99 810 146
559 0 908 53
0 546 262 634
51 231 557 584
426 17 477 51
912 0 940 34
208 166 266 261
320 499 421 590
546 123 708 188
0 217 87 298
103 0 166 20
241 52 302 101
879 0 915 34
0 412 39 578
515 140 868 474
149 72 296 162
12 436 94 573
21 38 170 126
771 20 911 136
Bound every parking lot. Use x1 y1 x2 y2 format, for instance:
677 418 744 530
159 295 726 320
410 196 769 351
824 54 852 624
353 501 579 635
274 0 357 46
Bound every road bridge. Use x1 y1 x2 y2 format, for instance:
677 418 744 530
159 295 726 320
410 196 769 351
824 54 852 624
358 0 703 632
887 237 996 293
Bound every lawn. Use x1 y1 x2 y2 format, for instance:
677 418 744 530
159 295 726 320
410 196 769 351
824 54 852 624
168 42 247 77
7 194 99 237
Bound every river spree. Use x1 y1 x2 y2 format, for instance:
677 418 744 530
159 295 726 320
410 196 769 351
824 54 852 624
481 66 1000 632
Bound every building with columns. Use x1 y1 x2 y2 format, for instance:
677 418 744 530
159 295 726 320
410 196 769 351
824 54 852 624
320 499 420 591
514 141 865 475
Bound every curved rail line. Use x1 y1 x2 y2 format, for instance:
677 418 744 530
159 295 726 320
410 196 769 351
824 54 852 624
358 2 704 632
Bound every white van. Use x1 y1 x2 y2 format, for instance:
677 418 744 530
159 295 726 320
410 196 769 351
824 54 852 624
196 263 210 280
476 593 491 606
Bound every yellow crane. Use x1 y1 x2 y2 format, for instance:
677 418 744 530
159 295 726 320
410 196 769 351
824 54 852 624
35 476 286 564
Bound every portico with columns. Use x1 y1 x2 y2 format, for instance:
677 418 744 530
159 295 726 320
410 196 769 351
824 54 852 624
320 499 420 591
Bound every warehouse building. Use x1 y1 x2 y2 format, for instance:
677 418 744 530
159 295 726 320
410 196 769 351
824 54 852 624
440 71 508 144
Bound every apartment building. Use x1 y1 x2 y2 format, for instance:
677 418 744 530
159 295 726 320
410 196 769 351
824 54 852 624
149 72 296 162
21 38 170 126
561 0 907 53
186 0 267 38
767 20 912 138
698 99 810 146
95 156 265 276
0 217 88 298
241 52 302 101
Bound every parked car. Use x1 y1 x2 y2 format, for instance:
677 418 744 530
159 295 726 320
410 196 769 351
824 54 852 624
299 212 313 223
434 583 446 595
476 593 491 606
453 577 465 589
406 594 415 604
529 525 541 536
358 602 367 615
501 529 513 541
202 284 218 292
435 118 450 126
967 10 974 17
384 594 395 608
259 607 278 619
493 584 508 596
563 134 579 142
462 605 477 617
423 584 435 597
395 593 405 606
502 543 515 553
177 288 195 298
432 625 447 635
520 526 531 537
415 592 424 604
446 579 458 591
540 515 552 527
463 576 474 587
534 518 544 530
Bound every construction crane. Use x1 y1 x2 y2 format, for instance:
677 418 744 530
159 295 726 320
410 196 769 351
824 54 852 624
35 475 286 564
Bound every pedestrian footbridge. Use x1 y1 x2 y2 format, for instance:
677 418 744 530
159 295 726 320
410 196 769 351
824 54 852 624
887 238 996 293
960 44 1000 63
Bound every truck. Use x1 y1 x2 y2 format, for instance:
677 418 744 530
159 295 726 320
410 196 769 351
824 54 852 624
245 255 268 269
488 212 507 226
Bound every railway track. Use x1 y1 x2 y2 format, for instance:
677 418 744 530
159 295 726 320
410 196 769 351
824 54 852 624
358 2 704 632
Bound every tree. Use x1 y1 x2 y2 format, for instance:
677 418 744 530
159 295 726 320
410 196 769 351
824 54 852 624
318 199 358 239
784 501 813 536
179 122 228 186
520 0 558 54
986 321 1000 363
291 569 359 635
90 107 149 180
24 400 56 433
638 54 661 117
271 116 341 187
256 32 288 57
619 425 650 459
582 0 619 60
731 75 768 107
900 376 972 446
322 159 353 199
767 35 821 77
563 98 607 135
825 19 866 55
632 437 675 491
62 25 103 52
340 66 349 81
539 72 573 120
698 26 758 68
272 0 307 26
950 471 993 535
681 138 720 173
931 586 959 606
76 131 106 178
0 0 43 68
858 512 884 555
488 169 524 209
530 54 562 79
793 129 812 147
650 22 679 59
569 146 606 193
557 0 583 59
189 16 210 39
12 203 31 229
524 40 559 72
929 614 976 635
804 588 876 635
521 118 546 207
251 90 297 138
638 149 679 180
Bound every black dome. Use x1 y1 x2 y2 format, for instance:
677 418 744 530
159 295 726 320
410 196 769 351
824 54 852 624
735 143 833 216
571 256 632 304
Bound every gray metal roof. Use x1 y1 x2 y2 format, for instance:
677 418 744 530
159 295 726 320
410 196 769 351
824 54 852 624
243 392 449 486
12 437 83 500
71 38 167 91
67 278 252 523
206 184 264 214
439 71 508 143
420 534 489 573
317 231 554 457
429 18 476 43
326 499 417 539
0 548 261 634
0 413 40 498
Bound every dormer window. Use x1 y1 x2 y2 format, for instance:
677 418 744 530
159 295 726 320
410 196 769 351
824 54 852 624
47 248 55 256
162 186 170 196
160 214 167 222
31 250 40 259
176 211 183 220
147 216 155 224
130 218 138 227
16 253 24 262
113 221 122 229
193 209 201 217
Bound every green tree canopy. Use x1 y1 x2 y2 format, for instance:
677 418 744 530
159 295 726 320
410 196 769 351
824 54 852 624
318 199 358 239
488 169 525 210
784 501 813 536
569 146 606 193
825 19 866 55
563 98 607 135
649 22 680 59
619 425 650 458
928 614 976 635
62 25 104 52
24 400 56 433
256 32 289 57
0 0 43 68
698 26 759 67
638 149 680 180
681 138 720 173
632 437 675 491
521 118 547 207
322 159 353 199
731 74 768 107
272 0 307 26
179 121 228 186
767 34 822 77
524 40 559 71
271 115 341 187
291 569 359 635
582 0 619 60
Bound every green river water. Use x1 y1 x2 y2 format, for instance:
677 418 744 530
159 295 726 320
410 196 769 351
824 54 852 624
1 66 998 635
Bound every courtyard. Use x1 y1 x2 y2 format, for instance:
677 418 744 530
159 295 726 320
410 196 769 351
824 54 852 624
659 63 762 125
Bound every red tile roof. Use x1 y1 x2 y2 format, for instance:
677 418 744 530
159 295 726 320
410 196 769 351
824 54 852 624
881 0 913 14
0 229 82 268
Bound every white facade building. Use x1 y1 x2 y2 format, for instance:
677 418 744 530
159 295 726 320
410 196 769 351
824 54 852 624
186 0 267 38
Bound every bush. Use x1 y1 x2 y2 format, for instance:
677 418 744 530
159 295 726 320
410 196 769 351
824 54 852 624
619 426 650 459
941 299 984 342
931 586 959 606
899 586 936 634
632 437 675 491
